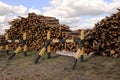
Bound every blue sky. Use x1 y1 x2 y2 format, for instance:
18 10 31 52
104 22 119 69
0 0 50 12
0 0 113 12
0 0 120 34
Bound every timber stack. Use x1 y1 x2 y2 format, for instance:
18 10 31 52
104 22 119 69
5 13 77 51
0 35 4 47
2 9 120 58
84 9 120 57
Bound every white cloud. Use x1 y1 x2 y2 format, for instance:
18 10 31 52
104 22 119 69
0 1 41 34
59 16 105 30
0 1 27 16
0 16 8 23
79 16 105 29
0 1 28 34
0 0 120 34
28 8 41 14
43 0 120 30
105 0 120 13
50 0 62 6
44 0 107 17
59 17 81 29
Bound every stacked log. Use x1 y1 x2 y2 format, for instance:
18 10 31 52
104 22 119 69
5 13 75 51
2 10 120 57
0 35 4 46
85 10 120 57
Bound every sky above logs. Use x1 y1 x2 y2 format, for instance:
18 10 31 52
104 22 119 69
0 0 120 34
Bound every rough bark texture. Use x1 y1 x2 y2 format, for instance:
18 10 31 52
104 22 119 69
84 10 120 57
5 13 78 51
0 10 120 57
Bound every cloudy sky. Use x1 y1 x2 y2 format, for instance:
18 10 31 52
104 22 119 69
0 0 120 34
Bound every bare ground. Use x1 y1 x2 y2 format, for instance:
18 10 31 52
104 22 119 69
0 51 120 80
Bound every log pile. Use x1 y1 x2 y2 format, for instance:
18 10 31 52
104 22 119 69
2 10 120 57
85 10 120 57
0 35 4 46
5 13 77 51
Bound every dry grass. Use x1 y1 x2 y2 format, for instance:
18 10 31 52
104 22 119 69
0 51 120 80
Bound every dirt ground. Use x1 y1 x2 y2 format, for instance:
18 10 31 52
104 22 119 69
0 51 120 80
